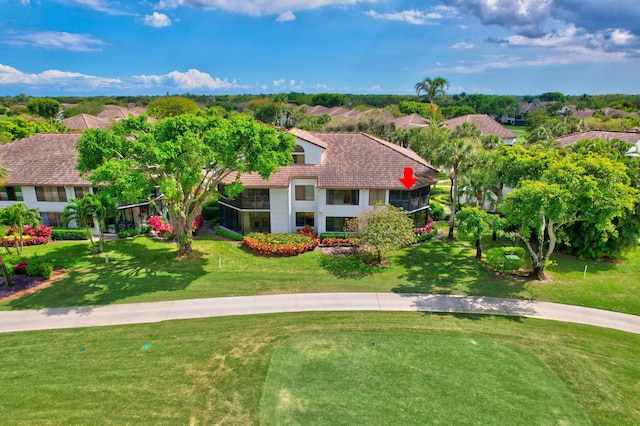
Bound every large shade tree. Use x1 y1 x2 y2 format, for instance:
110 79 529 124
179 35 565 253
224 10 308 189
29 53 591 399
501 153 638 279
77 110 295 256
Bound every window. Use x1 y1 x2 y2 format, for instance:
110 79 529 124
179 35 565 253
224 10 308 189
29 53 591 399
74 187 91 199
389 186 429 212
295 185 314 201
326 216 353 232
35 186 67 202
326 189 359 206
0 186 23 201
42 212 65 228
292 145 305 164
368 189 385 205
296 212 315 227
219 185 270 210
247 212 270 233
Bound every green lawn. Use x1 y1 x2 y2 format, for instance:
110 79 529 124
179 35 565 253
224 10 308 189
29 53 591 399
1 312 638 424
2 233 639 315
261 333 588 425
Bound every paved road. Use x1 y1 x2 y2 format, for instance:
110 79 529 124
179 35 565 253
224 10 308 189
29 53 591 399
1 293 639 334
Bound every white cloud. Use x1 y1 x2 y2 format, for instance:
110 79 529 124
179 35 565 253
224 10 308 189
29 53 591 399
156 0 377 16
364 9 444 25
142 12 172 28
0 64 252 93
313 83 329 91
66 0 131 15
276 10 296 22
450 41 474 48
273 79 286 87
135 69 251 90
0 64 121 88
2 31 106 51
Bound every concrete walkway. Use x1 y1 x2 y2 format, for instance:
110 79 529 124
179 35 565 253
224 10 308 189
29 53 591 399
1 293 639 334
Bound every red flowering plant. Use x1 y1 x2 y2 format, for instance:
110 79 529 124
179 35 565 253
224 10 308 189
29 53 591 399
296 225 317 239
243 232 319 256
2 225 52 246
192 214 204 235
146 216 175 239
414 216 435 236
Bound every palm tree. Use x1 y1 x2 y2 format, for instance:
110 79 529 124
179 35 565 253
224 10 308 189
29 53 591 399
0 162 14 286
0 203 42 256
414 77 450 113
434 137 475 240
63 197 98 253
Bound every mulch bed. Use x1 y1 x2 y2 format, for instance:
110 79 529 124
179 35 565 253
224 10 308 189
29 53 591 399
0 275 43 299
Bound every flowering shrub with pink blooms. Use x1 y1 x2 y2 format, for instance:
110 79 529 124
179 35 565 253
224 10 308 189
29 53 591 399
146 216 175 239
192 213 204 234
1 225 52 246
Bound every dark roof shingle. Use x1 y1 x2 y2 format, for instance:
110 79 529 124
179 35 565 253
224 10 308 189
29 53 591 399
0 133 90 186
235 131 439 189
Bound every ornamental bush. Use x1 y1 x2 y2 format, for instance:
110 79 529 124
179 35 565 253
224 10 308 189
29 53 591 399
51 228 89 240
243 232 319 256
429 201 445 221
24 254 53 279
486 246 527 273
146 216 175 239
320 237 360 247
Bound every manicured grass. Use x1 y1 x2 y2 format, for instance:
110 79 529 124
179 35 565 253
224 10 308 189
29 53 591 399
261 333 588 425
2 234 639 315
1 312 638 424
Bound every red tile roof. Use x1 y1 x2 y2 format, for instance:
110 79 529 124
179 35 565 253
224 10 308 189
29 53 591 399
555 130 640 148
394 114 429 129
234 131 439 189
0 133 91 186
444 114 516 139
62 113 112 130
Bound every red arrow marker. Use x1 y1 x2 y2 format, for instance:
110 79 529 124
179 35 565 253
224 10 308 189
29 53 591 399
399 167 418 189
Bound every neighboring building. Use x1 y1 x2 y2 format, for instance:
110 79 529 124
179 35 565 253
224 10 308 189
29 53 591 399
444 114 517 145
394 114 429 130
0 133 158 233
218 129 439 235
554 130 640 155
97 105 147 120
62 113 112 130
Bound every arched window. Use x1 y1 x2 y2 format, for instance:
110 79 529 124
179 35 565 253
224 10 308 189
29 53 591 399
292 145 305 164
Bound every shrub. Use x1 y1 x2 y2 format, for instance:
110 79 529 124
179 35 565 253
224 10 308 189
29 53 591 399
243 232 318 256
192 213 204 234
13 260 28 275
320 237 360 247
414 217 435 236
486 246 527 273
214 226 243 241
296 225 317 239
24 255 53 279
415 230 437 243
117 227 145 238
429 201 445 221
51 228 89 241
432 195 451 206
201 200 219 221
319 232 352 240
146 216 175 239
1 225 52 247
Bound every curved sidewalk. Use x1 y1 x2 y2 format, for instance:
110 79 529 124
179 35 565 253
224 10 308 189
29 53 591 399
1 293 639 334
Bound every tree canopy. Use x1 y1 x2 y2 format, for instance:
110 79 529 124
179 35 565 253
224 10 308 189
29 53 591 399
147 96 200 118
345 203 415 264
26 98 60 119
501 151 638 279
77 110 295 256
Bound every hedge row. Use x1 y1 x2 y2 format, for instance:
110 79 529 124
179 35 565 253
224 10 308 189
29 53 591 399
51 228 89 241
243 232 318 256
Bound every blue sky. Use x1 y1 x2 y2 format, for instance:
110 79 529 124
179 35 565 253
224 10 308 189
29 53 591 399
1 0 639 96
